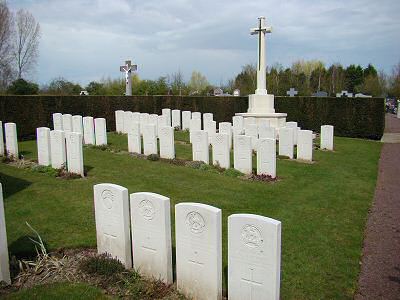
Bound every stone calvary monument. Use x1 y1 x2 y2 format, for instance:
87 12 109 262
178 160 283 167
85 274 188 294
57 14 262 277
236 17 287 128
120 60 138 96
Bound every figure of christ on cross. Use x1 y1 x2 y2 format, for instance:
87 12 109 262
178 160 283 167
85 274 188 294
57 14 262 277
120 60 138 96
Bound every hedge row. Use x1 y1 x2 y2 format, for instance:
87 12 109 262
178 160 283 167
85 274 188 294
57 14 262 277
0 95 384 140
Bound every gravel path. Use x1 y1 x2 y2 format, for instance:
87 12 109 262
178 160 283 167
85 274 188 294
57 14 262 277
355 114 400 300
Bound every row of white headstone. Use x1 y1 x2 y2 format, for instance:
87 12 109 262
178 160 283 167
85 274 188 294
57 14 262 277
0 184 11 285
94 183 281 300
0 122 19 159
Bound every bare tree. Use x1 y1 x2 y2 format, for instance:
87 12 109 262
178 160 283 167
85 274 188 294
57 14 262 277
13 8 40 78
0 1 14 89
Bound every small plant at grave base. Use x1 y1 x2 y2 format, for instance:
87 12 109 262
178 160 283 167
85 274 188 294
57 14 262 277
131 152 147 160
247 173 277 182
55 166 82 180
147 154 160 161
198 163 219 174
223 168 244 178
91 144 109 151
30 165 58 177
185 160 205 169
79 253 125 278
168 158 186 166
213 161 226 173
2 154 17 163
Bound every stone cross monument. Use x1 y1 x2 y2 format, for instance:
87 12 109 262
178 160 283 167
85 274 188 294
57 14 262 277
236 17 287 128
120 60 137 96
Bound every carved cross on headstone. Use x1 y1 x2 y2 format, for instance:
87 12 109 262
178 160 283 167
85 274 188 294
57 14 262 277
286 88 298 97
120 60 137 96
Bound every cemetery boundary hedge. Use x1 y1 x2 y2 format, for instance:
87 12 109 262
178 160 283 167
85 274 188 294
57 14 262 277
0 95 384 140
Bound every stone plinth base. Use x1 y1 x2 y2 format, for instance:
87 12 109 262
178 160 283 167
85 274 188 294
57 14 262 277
235 112 287 128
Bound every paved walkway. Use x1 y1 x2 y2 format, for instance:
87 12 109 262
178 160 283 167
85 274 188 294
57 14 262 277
355 114 400 299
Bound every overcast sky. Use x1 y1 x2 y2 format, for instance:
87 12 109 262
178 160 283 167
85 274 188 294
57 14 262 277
8 0 400 86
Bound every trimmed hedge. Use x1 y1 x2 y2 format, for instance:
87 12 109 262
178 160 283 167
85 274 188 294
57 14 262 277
0 95 384 140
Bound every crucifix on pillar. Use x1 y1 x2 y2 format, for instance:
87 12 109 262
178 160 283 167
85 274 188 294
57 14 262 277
120 60 138 96
251 16 272 95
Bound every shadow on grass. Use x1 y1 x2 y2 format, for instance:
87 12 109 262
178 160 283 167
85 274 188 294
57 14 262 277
9 235 49 260
0 172 32 197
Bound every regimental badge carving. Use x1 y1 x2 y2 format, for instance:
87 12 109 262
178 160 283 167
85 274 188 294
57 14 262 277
101 189 114 209
239 137 245 146
186 211 205 234
139 199 155 220
241 224 263 248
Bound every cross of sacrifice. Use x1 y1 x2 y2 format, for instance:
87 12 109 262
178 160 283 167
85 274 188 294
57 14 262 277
287 88 298 97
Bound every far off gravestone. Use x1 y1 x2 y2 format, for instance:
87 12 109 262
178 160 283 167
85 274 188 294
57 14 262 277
204 120 216 144
182 111 191 130
72 115 83 135
127 122 141 154
191 130 209 164
278 128 294 159
95 118 107 146
159 127 175 159
228 214 281 300
162 109 171 127
62 114 73 133
212 133 230 169
123 111 133 134
297 130 313 161
257 138 276 178
203 113 213 124
4 123 18 158
245 124 258 151
52 113 63 131
0 183 11 285
50 130 66 169
37 127 51 166
233 116 244 135
286 87 298 97
83 117 95 145
175 203 222 300
172 110 181 129
189 118 201 143
192 112 201 120
285 122 299 145
66 132 84 176
115 110 124 133
94 183 132 268
0 121 4 156
234 135 252 174
320 125 334 150
130 192 173 284
219 122 232 149
143 124 157 156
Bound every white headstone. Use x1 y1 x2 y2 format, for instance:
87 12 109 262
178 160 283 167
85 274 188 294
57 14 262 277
219 122 232 149
192 130 209 164
148 114 159 137
192 112 201 120
127 122 141 154
0 184 10 285
212 133 230 169
204 120 216 145
320 125 334 150
143 124 157 156
0 121 4 156
132 112 141 124
245 124 258 151
257 138 276 178
244 117 256 128
123 111 133 134
52 113 63 131
285 122 299 145
172 110 181 129
162 108 171 126
115 110 125 133
140 113 150 135
259 126 276 140
95 118 107 146
94 183 132 268
234 135 252 174
157 115 168 137
159 126 175 159
297 130 313 161
4 123 18 158
66 132 84 176
278 128 294 159
175 203 222 300
228 214 281 300
203 113 214 124
189 118 202 143
37 127 51 166
62 114 73 133
233 116 244 136
258 118 271 127
50 130 66 169
130 192 173 284
182 111 192 130
83 116 95 145
72 115 83 135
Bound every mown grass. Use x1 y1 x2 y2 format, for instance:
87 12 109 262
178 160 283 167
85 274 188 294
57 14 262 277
0 131 381 299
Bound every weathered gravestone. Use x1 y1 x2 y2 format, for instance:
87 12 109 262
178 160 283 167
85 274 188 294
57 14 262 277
143 124 157 156
285 122 299 145
123 111 133 134
286 87 298 97
115 110 125 133
4 123 18 158
204 120 216 144
132 112 140 124
203 113 213 125
234 135 252 174
62 114 73 133
50 130 66 169
0 183 11 285
94 183 132 268
182 111 191 130
278 128 294 159
228 214 281 300
159 127 175 159
232 116 244 136
37 127 51 166
191 130 209 164
66 132 84 176
245 124 258 151
127 122 141 154
140 113 150 135
320 125 334 150
52 113 63 131
219 122 232 149
212 133 230 169
189 118 202 143
72 115 83 135
130 192 173 284
162 109 171 126
175 203 222 300
83 117 95 145
0 121 4 156
95 118 107 146
149 114 159 137
172 110 181 129
297 130 313 161
192 112 201 120
257 138 276 178
157 115 168 137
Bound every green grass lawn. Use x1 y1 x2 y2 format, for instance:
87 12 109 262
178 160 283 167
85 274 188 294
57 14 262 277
0 131 381 299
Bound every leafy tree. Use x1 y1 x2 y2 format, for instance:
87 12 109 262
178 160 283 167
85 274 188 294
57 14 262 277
389 62 400 98
345 64 364 93
233 64 256 96
85 81 104 95
363 64 378 78
7 78 38 94
42 77 82 95
188 71 210 95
